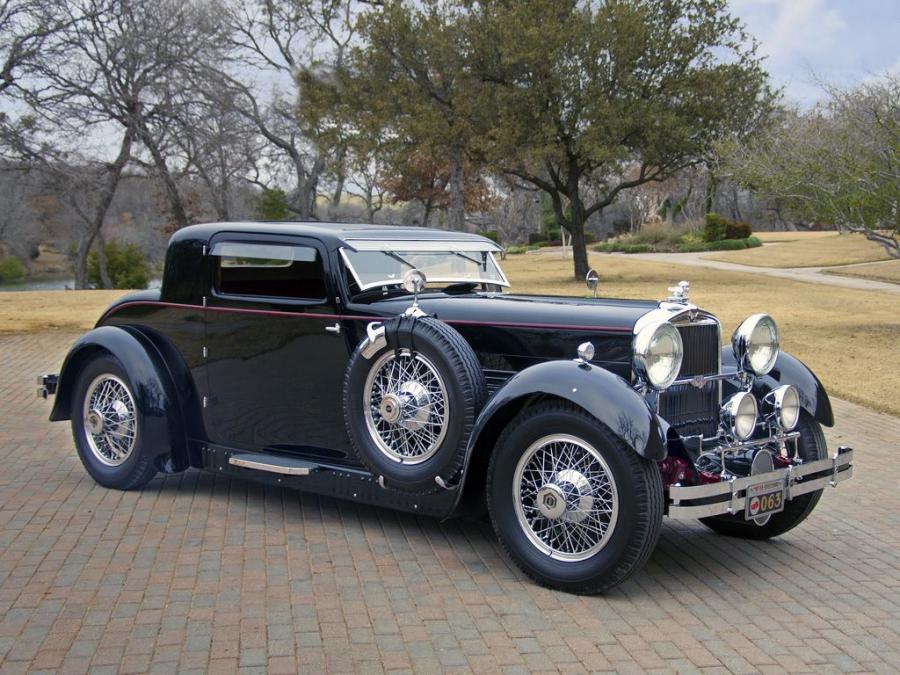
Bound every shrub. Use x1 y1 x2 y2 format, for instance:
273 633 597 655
482 230 500 244
546 228 561 241
528 232 547 245
703 213 726 242
704 213 753 241
725 220 752 239
0 256 26 282
257 187 291 220
594 242 655 254
88 239 151 289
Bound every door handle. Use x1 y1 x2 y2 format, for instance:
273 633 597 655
325 323 341 335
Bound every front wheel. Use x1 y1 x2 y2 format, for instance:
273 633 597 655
487 402 663 594
71 354 158 490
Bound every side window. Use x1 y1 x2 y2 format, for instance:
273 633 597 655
212 242 326 300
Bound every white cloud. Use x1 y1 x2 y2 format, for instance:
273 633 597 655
737 0 847 62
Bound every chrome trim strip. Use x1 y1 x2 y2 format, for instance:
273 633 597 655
667 448 853 519
345 238 502 252
228 456 314 476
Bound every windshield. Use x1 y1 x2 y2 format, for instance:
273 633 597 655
341 248 509 291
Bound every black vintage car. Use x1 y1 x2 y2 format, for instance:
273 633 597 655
38 222 853 593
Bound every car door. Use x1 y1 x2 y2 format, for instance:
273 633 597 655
203 233 353 460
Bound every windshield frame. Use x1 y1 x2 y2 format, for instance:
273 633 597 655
339 246 510 292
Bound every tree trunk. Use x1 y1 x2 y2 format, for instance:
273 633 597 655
567 214 589 280
447 148 465 230
95 231 112 289
422 198 433 227
705 173 718 214
332 145 347 207
140 128 189 230
73 235 92 289
72 129 134 289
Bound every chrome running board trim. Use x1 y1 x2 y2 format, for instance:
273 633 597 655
228 453 320 476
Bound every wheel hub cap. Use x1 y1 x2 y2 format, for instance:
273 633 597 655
86 409 104 434
379 394 403 424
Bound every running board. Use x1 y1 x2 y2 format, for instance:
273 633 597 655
228 453 321 476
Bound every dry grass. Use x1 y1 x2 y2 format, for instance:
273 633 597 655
826 259 900 285
505 252 900 416
0 290 124 334
705 232 891 268
3 253 899 416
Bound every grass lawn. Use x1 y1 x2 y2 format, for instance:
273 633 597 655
825 259 900 285
3 252 899 416
705 231 892 268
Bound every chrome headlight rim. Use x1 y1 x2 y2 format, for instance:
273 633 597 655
765 384 800 431
721 391 758 441
633 320 683 391
732 313 780 376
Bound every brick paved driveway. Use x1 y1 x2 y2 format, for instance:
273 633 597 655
1 332 898 674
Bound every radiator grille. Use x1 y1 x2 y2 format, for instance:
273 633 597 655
658 322 720 438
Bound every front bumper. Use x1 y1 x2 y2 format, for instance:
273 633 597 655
667 446 853 519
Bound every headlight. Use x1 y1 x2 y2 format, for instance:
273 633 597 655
764 384 800 431
721 392 758 440
633 321 683 390
732 314 779 375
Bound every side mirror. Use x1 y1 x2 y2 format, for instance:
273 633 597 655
585 269 599 297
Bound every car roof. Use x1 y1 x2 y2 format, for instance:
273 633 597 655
169 221 498 251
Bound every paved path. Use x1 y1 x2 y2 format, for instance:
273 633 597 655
603 250 900 295
2 332 899 673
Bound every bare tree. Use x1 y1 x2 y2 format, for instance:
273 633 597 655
217 0 366 219
23 0 226 285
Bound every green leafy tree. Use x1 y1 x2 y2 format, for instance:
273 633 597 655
466 0 773 278
257 187 292 220
723 76 899 258
88 239 150 289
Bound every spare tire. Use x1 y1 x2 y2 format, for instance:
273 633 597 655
343 315 486 494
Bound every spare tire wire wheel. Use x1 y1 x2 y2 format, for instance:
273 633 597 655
363 348 449 464
514 434 619 561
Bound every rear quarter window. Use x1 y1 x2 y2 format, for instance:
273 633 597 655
212 242 326 300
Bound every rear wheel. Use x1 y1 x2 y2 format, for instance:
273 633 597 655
71 354 157 490
487 402 663 594
700 412 827 539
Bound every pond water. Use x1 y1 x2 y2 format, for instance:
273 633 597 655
0 274 161 292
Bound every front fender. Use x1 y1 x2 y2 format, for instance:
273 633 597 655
721 347 834 427
50 326 187 466
476 360 666 460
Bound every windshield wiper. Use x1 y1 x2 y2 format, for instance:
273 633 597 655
385 251 416 269
449 251 485 267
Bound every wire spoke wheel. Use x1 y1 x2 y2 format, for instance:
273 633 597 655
513 434 619 561
363 349 449 464
81 373 138 467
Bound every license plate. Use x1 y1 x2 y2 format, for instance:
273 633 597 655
745 479 785 520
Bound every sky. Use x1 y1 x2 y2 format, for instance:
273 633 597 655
729 0 900 106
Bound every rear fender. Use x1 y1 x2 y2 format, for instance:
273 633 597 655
50 326 191 471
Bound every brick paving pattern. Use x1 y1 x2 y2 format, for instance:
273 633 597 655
1 331 898 674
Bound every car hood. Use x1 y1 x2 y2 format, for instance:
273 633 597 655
362 292 658 334
350 293 660 377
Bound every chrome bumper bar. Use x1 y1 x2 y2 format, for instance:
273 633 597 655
668 446 853 519
37 374 58 399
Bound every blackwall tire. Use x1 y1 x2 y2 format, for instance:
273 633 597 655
71 354 158 490
343 315 486 494
487 402 663 594
699 413 827 540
